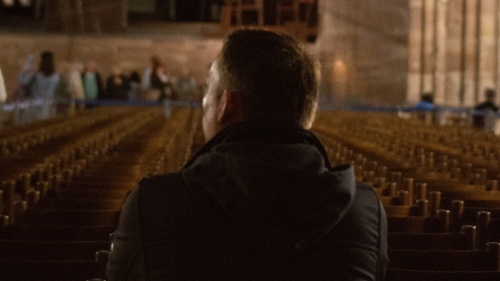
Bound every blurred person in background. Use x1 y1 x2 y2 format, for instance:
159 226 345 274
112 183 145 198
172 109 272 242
0 67 6 104
128 71 141 100
18 51 59 99
55 61 85 114
174 66 199 101
81 60 104 106
106 64 130 100
0 67 6 129
142 55 161 90
151 60 173 101
473 88 499 130
18 51 60 119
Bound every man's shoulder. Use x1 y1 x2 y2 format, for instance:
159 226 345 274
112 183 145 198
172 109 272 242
355 181 378 198
138 173 186 193
349 181 385 223
475 101 498 110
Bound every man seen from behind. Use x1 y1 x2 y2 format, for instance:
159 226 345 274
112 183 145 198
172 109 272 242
107 28 388 281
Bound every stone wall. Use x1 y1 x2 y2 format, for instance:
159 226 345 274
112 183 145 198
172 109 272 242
0 31 223 101
3 0 413 107
44 0 128 33
3 1 499 108
407 0 500 107
316 0 410 107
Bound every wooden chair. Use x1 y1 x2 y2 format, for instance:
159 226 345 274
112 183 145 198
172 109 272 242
95 249 111 280
276 0 316 25
0 224 114 241
388 216 443 233
58 188 130 200
22 208 120 226
384 205 414 217
276 0 295 25
440 190 500 201
36 198 125 210
0 260 101 281
447 199 500 209
0 107 197 281
235 0 264 26
388 246 500 271
476 214 500 248
0 239 109 260
388 225 477 250
385 268 500 281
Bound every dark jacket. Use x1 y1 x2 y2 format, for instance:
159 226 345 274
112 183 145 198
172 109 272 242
473 101 499 128
81 71 104 99
106 75 130 100
107 122 388 281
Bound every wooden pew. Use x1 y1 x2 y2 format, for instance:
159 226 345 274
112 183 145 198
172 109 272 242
385 269 500 281
0 224 114 241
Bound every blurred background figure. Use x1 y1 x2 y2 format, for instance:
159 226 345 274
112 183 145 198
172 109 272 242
69 61 85 106
151 59 172 101
18 51 59 99
414 92 435 122
55 61 84 114
473 88 499 130
81 60 104 106
0 67 6 130
142 55 161 91
141 55 171 100
174 66 199 101
18 51 60 120
414 92 435 111
106 64 130 100
0 67 6 104
128 71 141 100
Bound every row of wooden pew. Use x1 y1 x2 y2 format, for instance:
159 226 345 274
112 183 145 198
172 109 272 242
1 108 500 280
312 111 500 281
0 106 201 280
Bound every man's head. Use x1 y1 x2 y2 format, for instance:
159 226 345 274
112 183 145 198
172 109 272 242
111 64 123 76
202 29 320 141
421 93 434 103
85 61 98 73
485 88 496 102
40 51 55 76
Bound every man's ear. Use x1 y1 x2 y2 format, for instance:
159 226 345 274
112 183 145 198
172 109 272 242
217 89 241 124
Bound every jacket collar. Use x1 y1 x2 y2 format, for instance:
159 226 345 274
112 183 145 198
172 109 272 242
183 122 332 170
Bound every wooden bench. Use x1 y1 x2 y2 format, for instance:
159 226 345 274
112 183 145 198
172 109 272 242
385 268 500 281
388 231 475 250
0 239 109 260
388 247 500 271
22 208 120 226
0 224 113 241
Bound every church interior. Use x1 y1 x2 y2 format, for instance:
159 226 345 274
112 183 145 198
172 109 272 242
1 0 500 280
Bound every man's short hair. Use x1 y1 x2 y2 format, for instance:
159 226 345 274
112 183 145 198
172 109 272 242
485 88 496 99
40 51 55 76
218 29 320 128
421 93 434 103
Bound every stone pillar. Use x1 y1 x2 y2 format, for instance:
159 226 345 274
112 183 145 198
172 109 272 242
319 0 409 106
463 0 479 106
0 67 6 103
423 0 436 94
407 0 424 104
318 0 353 107
434 0 448 104
496 0 500 105
317 0 336 106
478 0 497 101
445 0 464 106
